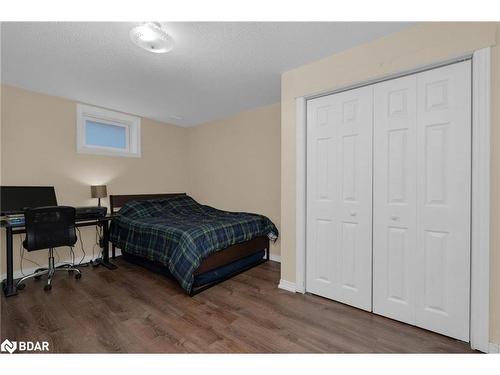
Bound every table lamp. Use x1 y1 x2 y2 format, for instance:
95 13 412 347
91 185 107 207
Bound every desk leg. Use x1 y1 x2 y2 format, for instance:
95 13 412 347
2 227 18 297
91 221 117 270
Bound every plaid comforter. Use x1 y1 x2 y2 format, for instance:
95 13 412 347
109 195 278 292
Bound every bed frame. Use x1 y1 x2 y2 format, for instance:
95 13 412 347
109 193 270 296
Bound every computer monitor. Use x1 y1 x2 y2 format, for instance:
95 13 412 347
0 186 58 215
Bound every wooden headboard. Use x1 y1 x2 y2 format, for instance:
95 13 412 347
109 193 187 214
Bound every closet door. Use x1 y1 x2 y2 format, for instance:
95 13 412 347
414 61 471 341
373 61 471 341
373 74 417 325
306 86 373 311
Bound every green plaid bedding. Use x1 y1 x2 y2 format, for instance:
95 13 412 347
109 195 278 292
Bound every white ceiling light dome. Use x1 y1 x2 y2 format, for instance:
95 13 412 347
130 22 174 54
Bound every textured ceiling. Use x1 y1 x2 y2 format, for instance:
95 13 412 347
1 22 412 126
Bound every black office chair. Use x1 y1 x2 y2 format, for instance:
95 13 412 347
17 206 82 291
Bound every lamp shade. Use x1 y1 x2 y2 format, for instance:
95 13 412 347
91 185 107 199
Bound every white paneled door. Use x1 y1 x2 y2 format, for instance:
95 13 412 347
307 60 471 341
306 86 373 311
415 62 471 341
373 74 418 325
373 61 471 341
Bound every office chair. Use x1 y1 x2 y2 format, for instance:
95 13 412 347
16 206 82 291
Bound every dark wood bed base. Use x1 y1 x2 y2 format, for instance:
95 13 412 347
109 193 270 295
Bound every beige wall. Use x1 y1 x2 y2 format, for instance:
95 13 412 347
187 103 281 257
280 22 500 343
0 85 282 276
0 84 189 274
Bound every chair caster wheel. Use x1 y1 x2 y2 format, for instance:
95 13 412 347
44 284 52 291
75 273 82 280
17 283 25 290
34 275 42 280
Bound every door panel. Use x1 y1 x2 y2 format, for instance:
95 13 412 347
373 74 417 324
342 135 358 201
415 61 471 341
306 86 373 311
422 230 448 314
306 97 338 300
373 61 471 341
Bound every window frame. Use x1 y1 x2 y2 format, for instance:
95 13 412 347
76 104 141 158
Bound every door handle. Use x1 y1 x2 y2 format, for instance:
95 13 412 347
391 216 399 221
350 211 357 217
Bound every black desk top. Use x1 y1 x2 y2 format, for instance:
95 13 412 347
0 214 115 229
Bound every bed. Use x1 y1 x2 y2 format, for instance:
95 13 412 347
109 193 278 295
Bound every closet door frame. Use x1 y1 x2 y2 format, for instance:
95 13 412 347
293 47 491 352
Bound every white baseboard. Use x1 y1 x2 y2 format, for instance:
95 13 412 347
278 279 296 293
269 253 281 263
489 342 500 353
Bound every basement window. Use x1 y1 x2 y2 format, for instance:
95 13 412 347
76 104 141 157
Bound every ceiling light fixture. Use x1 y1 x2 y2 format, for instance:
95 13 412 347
130 22 174 54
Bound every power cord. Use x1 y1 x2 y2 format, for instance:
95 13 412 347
93 224 103 259
54 247 61 265
17 225 100 276
54 248 73 268
69 246 76 266
75 227 87 265
19 235 43 277
89 224 104 266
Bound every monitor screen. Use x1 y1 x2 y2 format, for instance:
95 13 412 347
1 186 58 215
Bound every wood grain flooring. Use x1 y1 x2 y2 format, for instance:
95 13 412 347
1 259 476 353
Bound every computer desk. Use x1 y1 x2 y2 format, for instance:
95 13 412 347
1 215 117 297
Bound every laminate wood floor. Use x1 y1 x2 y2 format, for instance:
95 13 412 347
1 259 476 353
